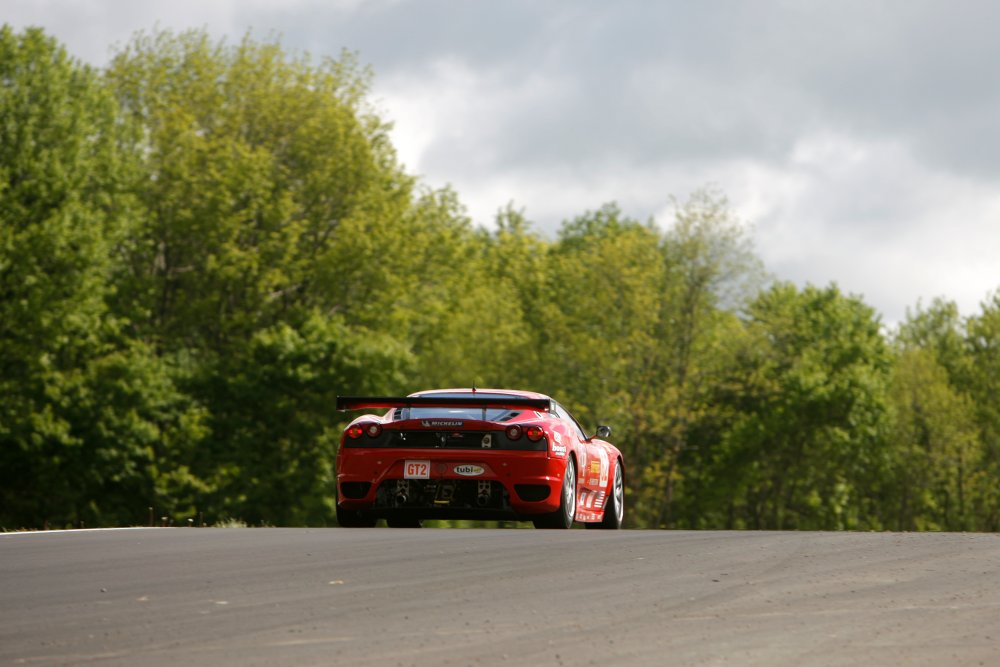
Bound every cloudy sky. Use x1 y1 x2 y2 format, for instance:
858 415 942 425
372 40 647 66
5 0 999 324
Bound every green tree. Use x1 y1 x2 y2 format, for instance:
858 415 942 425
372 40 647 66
635 189 765 528
62 344 211 527
0 26 135 527
106 29 413 350
540 203 664 430
103 29 421 523
198 313 413 525
710 283 892 530
379 189 530 389
518 192 764 528
887 348 978 530
0 27 211 530
964 291 1000 529
894 298 969 382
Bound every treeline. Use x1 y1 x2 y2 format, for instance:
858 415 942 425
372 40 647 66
2 26 999 531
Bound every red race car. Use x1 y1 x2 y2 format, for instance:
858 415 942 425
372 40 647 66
335 389 624 529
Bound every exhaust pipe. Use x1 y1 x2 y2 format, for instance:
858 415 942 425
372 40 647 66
476 480 491 507
394 480 410 507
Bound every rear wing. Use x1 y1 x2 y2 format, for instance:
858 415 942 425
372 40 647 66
336 395 552 412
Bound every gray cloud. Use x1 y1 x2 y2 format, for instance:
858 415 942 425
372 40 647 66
4 0 999 322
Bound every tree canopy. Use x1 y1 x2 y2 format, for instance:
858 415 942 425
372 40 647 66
3 26 999 531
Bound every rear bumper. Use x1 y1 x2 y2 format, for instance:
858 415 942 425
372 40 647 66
335 448 564 519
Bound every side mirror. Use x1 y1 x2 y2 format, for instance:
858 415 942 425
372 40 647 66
595 425 612 440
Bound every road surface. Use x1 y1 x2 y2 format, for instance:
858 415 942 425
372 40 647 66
2 528 999 665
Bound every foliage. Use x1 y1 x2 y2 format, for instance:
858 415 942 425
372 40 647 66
3 25 1000 531
0 26 146 529
196 312 412 525
886 348 978 530
703 284 894 529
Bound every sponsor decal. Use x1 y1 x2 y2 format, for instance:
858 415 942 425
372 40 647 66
590 461 601 475
454 464 485 477
597 449 610 488
422 420 464 428
595 492 605 509
551 444 567 456
481 434 492 448
553 431 563 444
589 478 600 486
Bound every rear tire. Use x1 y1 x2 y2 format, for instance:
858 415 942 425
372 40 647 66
336 505 376 528
595 460 624 529
533 458 577 529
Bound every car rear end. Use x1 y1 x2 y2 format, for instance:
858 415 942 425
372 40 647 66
335 393 567 523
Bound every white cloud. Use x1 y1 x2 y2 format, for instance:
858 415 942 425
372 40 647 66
731 132 1000 324
376 55 581 177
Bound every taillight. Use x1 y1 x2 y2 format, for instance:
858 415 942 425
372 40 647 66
525 425 544 442
346 422 381 440
505 425 522 440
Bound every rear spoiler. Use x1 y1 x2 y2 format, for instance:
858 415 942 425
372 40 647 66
336 395 551 412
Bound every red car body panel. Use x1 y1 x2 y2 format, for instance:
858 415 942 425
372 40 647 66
335 389 624 526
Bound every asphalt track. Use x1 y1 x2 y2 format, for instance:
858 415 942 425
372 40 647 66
2 528 999 666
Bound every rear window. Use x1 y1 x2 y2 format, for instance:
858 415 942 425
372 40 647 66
394 393 528 422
